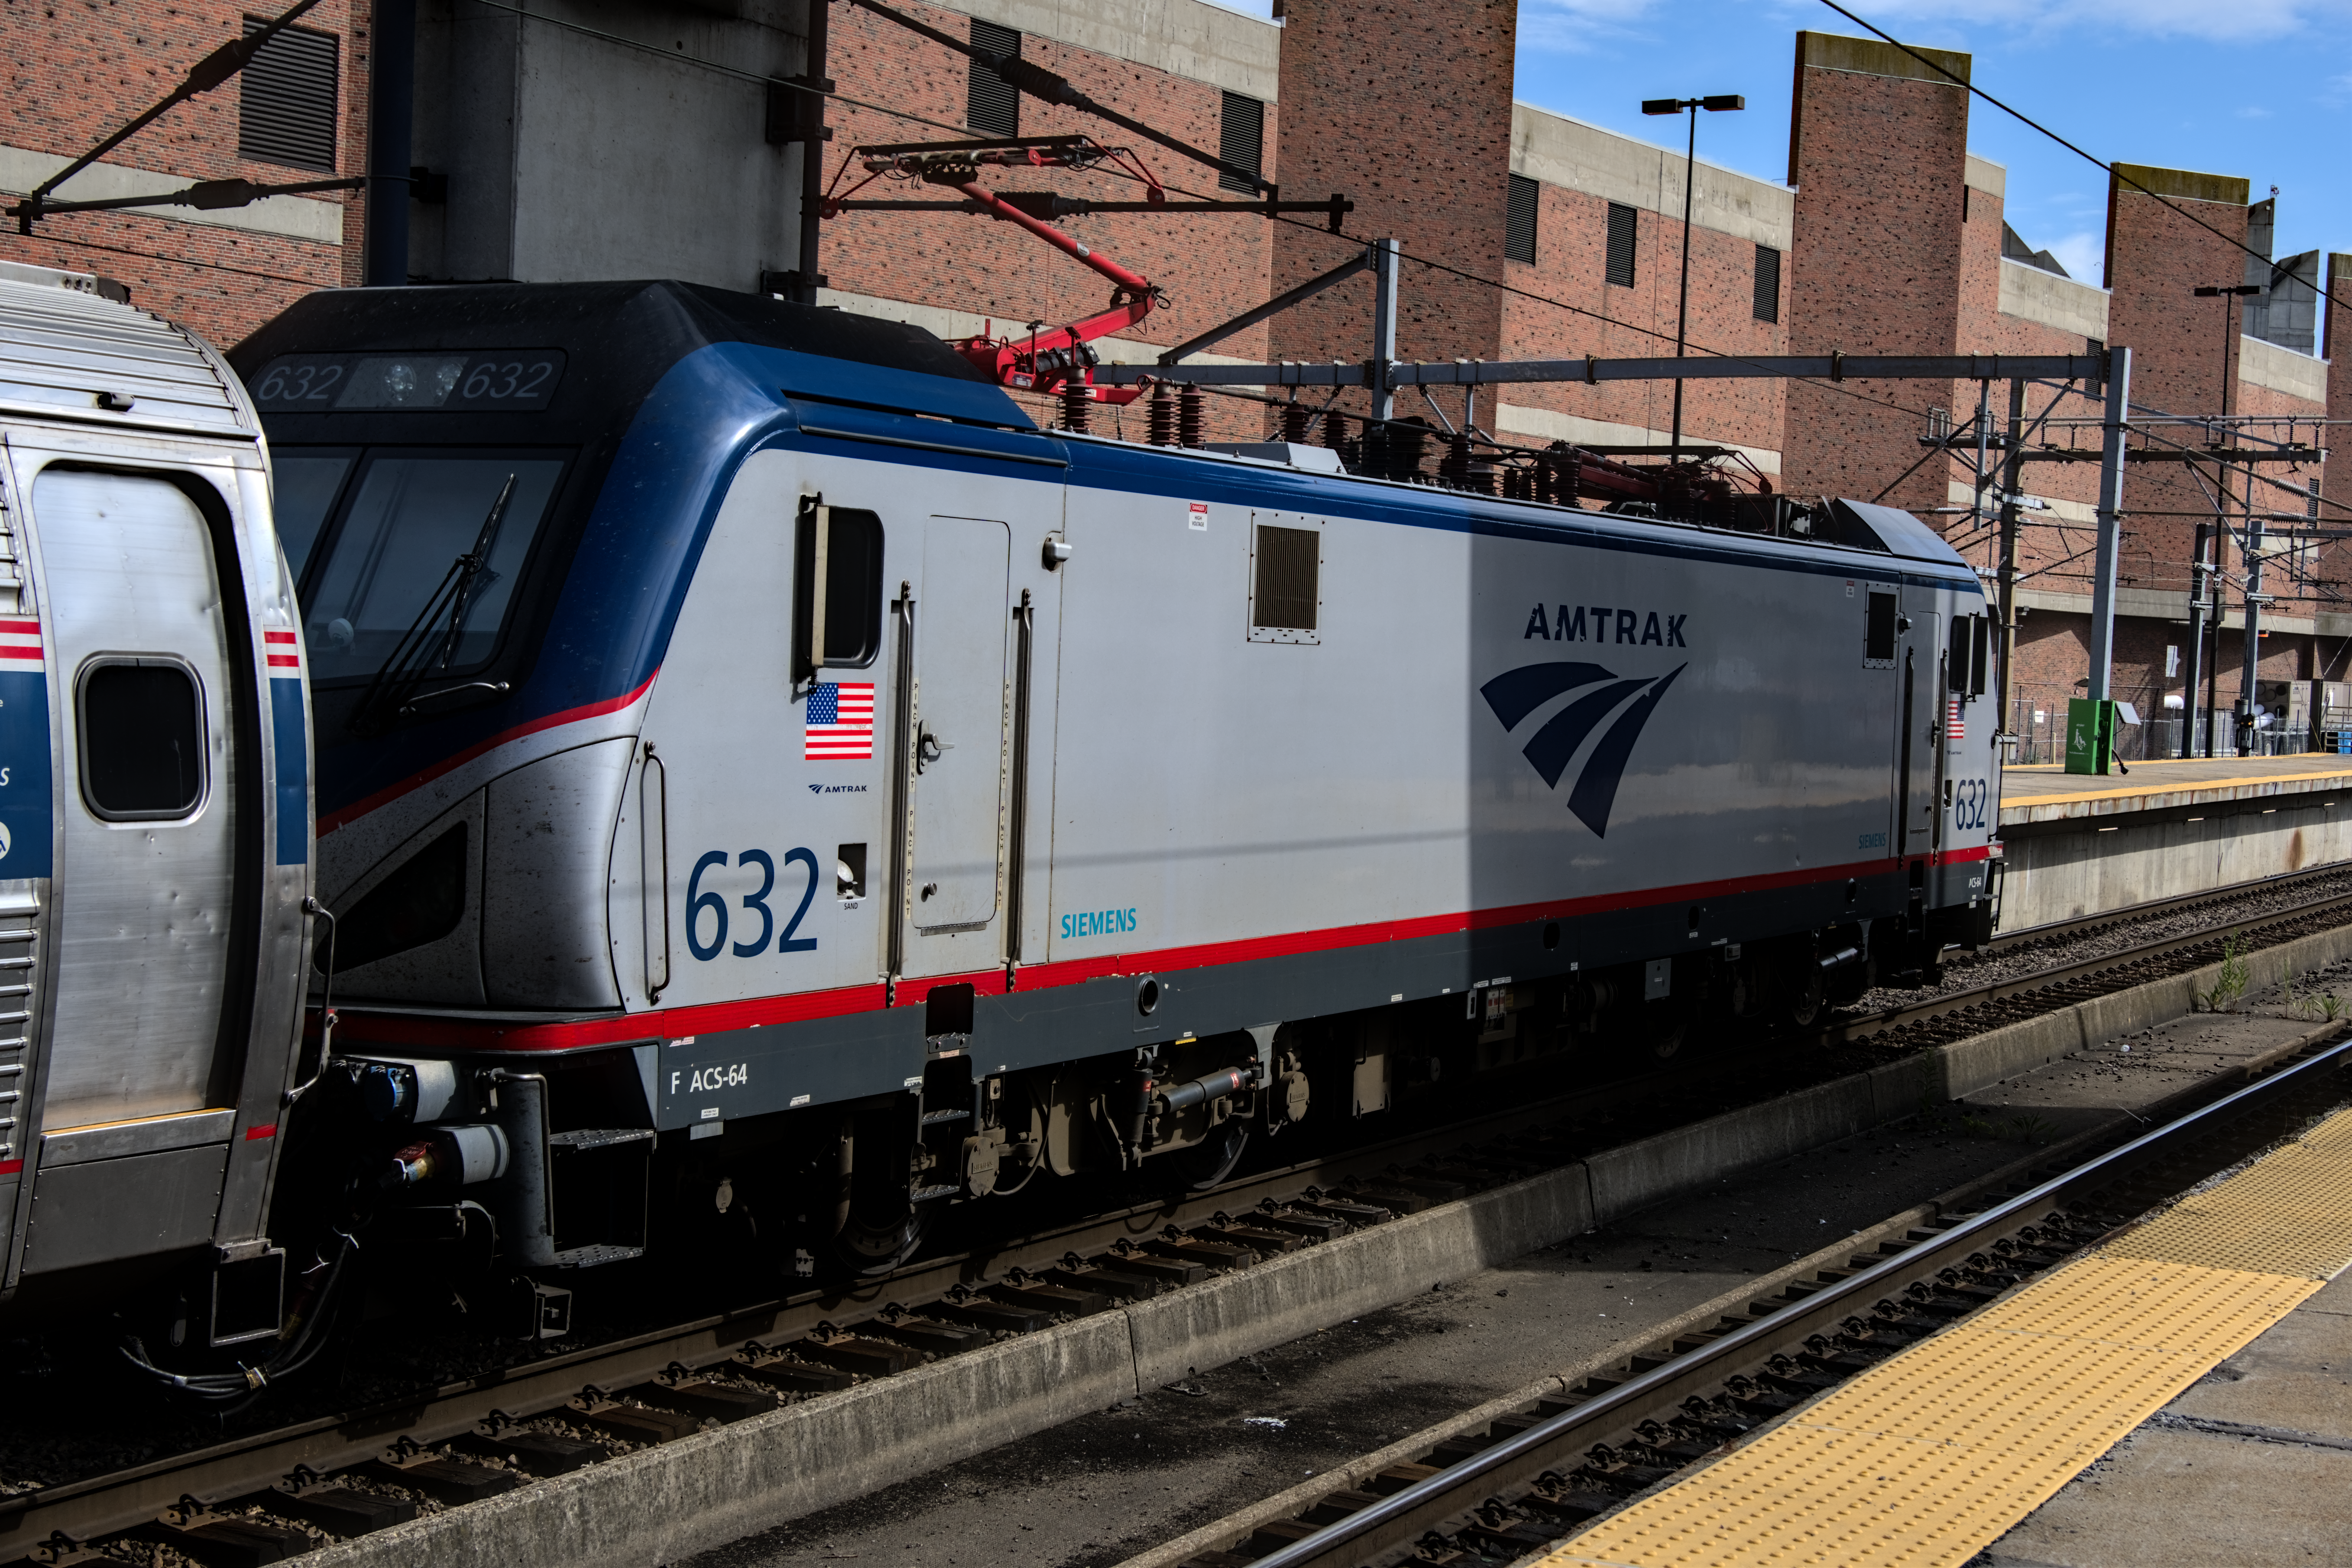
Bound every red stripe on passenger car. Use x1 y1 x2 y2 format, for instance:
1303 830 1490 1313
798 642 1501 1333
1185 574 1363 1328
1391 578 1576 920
0 1158 19 1176
317 672 659 836
244 1122 277 1141
266 654 301 667
265 631 298 644
0 620 37 635
327 857 1907 1053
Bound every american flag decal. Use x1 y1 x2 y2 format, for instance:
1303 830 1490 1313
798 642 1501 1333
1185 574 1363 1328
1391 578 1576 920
1946 697 1965 742
805 681 875 760
264 629 301 673
0 618 41 671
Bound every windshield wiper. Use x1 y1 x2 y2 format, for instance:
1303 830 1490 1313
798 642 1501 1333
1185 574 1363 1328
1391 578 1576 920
347 474 516 736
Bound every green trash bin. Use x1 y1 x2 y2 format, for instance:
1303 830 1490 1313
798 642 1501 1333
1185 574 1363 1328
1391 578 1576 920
2064 697 2119 775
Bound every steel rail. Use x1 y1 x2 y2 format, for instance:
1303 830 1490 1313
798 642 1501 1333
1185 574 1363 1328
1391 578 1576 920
1240 1029 2352 1568
9 873 2348 1553
1984 861 2352 955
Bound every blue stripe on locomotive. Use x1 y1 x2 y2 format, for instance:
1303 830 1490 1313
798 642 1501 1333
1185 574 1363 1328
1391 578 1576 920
316 338 1982 821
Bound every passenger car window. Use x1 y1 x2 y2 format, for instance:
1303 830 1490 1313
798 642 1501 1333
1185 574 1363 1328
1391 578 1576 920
81 659 205 819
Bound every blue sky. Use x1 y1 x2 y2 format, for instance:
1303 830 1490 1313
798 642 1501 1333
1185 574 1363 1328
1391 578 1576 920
1209 0 2352 282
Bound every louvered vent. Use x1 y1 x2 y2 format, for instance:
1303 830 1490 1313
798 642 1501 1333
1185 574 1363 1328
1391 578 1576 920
239 19 339 172
1218 92 1263 194
967 20 1020 138
1605 203 1636 288
1505 174 1539 264
1753 243 1781 322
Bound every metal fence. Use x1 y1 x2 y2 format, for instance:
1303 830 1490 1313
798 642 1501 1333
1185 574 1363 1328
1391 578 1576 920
2007 686 2320 762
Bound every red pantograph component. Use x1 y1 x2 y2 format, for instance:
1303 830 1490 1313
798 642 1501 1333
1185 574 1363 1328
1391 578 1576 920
822 136 1162 405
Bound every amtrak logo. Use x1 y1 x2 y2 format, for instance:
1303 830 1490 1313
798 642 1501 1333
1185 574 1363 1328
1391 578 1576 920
1479 661 1686 838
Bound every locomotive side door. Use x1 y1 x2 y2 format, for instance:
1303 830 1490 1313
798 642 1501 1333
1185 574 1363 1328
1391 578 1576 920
1895 605 1941 859
894 516 1012 973
26 468 241 1129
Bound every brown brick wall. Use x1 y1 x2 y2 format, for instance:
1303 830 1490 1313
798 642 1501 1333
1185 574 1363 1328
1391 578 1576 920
1780 49 1969 508
823 0 1279 366
0 0 368 347
1265 0 1513 408
1496 182 1787 456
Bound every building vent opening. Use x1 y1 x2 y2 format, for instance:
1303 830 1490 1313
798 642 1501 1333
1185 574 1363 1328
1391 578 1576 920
239 18 340 172
1218 92 1263 194
325 823 469 974
1753 243 1781 322
1605 203 1636 288
1506 174 1539 265
967 20 1020 138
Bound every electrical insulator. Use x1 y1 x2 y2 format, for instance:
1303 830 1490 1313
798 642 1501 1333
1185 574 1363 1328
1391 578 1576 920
1147 384 1176 446
1280 400 1312 443
1441 430 1471 487
1061 379 1090 434
1322 409 1348 451
1177 384 1205 448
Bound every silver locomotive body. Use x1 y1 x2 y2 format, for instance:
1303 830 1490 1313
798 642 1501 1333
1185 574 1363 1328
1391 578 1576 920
235 282 1997 1286
0 264 313 1337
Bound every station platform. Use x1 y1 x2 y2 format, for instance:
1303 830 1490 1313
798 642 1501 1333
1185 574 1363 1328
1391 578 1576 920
1997 755 2352 932
1532 1100 2352 1568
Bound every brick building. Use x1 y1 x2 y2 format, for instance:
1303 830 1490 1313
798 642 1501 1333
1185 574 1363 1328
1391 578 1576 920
1 0 2342 752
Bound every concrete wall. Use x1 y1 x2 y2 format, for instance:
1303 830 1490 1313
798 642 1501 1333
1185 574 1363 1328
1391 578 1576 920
412 0 809 292
2001 789 2352 930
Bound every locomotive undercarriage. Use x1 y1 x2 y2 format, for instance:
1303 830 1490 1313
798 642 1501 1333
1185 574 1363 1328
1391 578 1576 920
246 904 1990 1339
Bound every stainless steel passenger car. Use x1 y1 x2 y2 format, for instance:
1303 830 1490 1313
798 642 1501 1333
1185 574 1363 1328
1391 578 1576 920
0 263 314 1339
232 281 1998 1287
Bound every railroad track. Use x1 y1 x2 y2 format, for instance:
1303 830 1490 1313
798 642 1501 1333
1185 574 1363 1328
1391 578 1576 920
1983 860 2352 955
1823 881 2352 1053
1163 1025 2352 1568
9 876 2352 1562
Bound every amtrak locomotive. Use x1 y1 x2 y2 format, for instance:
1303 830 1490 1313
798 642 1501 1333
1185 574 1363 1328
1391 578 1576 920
217 279 2000 1306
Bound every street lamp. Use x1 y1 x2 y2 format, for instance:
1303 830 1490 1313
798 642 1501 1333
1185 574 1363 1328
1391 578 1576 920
2193 282 2263 755
1642 94 1744 462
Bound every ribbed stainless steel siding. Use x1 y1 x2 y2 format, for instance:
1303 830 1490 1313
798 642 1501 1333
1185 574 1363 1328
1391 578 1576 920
0 278 252 437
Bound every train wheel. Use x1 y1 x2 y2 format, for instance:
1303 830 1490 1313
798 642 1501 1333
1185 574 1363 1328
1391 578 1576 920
1644 1006 1686 1060
1163 1121 1250 1192
1782 965 1826 1029
832 1203 930 1277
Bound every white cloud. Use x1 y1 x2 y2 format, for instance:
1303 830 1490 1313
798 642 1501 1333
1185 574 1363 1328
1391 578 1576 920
1848 0 2350 43
1518 0 1668 53
2047 231 2105 281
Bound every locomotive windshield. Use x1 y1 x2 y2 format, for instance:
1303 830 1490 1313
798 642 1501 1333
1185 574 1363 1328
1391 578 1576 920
277 448 567 683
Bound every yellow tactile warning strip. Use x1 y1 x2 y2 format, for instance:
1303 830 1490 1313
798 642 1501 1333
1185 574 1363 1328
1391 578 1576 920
1529 1103 2352 1568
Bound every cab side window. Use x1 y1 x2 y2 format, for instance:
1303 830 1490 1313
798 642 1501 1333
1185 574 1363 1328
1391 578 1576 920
794 503 884 678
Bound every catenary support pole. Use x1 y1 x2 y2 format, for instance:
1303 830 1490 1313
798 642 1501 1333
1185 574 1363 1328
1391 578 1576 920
2239 476 2266 756
364 0 415 287
2184 522 2208 758
1995 379 2025 745
2087 346 2131 704
792 0 830 305
1669 108 1696 460
1369 238 1399 424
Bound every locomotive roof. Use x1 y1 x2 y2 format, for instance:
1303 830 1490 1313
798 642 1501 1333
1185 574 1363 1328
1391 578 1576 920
0 269 257 439
228 279 1037 439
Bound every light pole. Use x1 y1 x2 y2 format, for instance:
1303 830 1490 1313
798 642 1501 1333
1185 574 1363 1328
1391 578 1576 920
2195 282 2263 754
1642 93 1744 462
